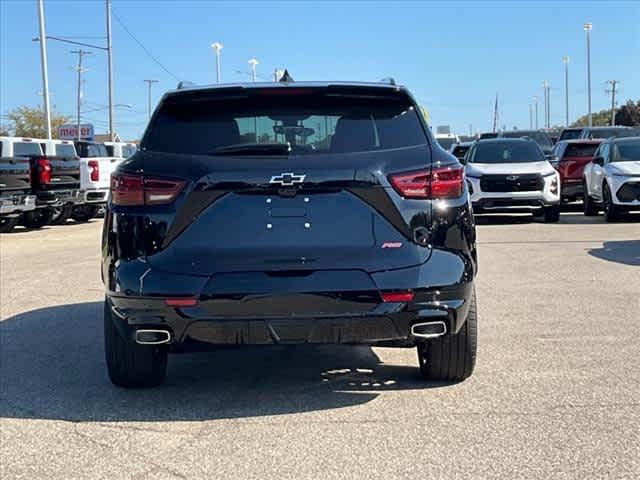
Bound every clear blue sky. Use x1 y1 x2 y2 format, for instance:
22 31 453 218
1 0 638 140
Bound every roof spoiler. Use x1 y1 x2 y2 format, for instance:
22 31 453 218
380 77 396 85
177 81 195 89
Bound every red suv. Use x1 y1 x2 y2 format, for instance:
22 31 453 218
550 139 602 201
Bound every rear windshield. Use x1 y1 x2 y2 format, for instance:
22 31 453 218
77 143 108 158
14 142 42 156
612 141 640 162
471 141 545 164
501 131 552 147
437 138 456 150
587 128 630 139
559 129 582 141
55 144 77 157
143 92 427 155
564 143 598 158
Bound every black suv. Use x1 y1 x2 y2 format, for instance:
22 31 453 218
102 81 478 387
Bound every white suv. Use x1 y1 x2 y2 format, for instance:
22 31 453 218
583 136 640 221
464 138 561 222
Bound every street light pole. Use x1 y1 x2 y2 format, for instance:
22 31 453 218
529 103 533 129
533 96 539 129
143 79 159 120
563 56 570 126
36 0 52 139
72 50 91 141
584 22 593 127
211 42 223 83
542 81 550 128
106 0 114 140
248 58 259 82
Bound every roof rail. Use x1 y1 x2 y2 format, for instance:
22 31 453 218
380 77 396 85
278 69 294 83
176 81 195 89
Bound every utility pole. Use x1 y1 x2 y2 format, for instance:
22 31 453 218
72 50 91 141
542 81 550 129
584 22 593 127
492 94 498 133
606 80 619 126
248 58 259 82
36 0 52 139
143 79 159 120
563 56 570 126
211 42 223 83
533 96 539 129
106 0 114 140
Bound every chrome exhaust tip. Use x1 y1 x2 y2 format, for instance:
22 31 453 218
135 329 171 345
411 321 447 339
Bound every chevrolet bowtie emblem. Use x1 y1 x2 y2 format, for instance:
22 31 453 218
269 172 306 186
506 175 520 181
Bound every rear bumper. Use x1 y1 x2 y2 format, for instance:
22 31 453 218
82 188 109 204
561 181 583 200
36 189 83 207
0 194 37 216
105 249 475 349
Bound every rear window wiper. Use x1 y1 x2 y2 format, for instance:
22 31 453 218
207 143 291 156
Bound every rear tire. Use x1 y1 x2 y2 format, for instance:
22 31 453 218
50 204 74 225
417 289 477 382
543 205 560 223
0 217 20 233
21 208 53 229
583 183 599 216
71 204 98 223
104 299 168 388
602 183 621 222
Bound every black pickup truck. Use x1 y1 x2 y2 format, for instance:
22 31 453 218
0 155 35 233
0 137 82 229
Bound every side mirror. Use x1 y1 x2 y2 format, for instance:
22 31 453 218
459 155 467 165
592 156 604 166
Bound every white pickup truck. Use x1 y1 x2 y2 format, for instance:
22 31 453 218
73 141 124 214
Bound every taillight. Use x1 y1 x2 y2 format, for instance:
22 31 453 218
381 291 414 303
36 156 51 185
88 160 99 182
111 172 185 206
389 165 464 199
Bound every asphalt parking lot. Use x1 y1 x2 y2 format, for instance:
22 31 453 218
1 213 639 479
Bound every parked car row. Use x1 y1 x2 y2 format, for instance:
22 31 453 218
444 128 640 223
0 136 136 233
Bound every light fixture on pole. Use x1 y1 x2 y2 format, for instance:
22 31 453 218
211 42 223 83
143 80 159 120
248 58 259 82
584 22 593 127
562 56 570 127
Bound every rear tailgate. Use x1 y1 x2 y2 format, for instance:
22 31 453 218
0 157 31 194
80 157 121 191
47 156 80 189
559 143 600 182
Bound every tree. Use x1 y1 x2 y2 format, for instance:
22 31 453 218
6 106 70 138
571 108 613 127
615 99 640 126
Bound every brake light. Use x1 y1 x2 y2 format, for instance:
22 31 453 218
111 172 185 206
36 156 51 185
389 166 464 199
88 160 99 182
381 291 414 303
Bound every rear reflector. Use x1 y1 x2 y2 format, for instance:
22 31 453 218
111 173 185 206
389 165 464 199
164 297 198 307
381 291 414 303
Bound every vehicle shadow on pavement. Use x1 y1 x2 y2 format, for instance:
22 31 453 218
588 240 640 266
0 302 450 423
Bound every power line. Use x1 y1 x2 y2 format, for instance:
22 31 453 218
111 9 179 81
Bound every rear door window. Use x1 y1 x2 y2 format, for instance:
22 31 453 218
143 90 427 156
14 142 42 156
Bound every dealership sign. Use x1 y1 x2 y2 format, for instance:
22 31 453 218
58 123 94 140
